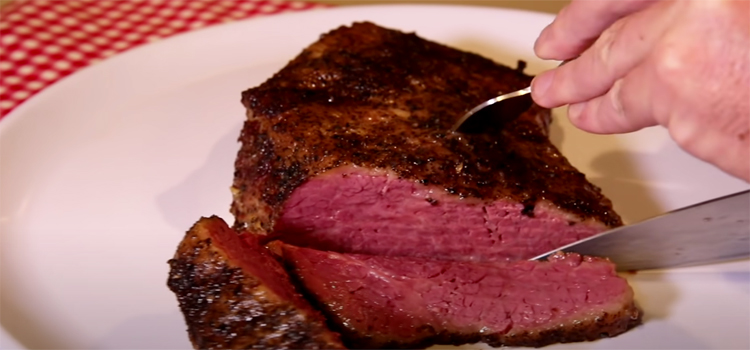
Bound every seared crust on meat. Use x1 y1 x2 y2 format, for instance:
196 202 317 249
231 22 622 234
375 302 642 349
341 304 642 349
167 216 345 349
494 303 642 348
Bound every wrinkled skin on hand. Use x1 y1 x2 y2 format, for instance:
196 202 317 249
530 0 749 182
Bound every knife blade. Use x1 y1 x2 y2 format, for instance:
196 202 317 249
531 190 750 271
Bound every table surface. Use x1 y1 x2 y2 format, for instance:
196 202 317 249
308 0 568 14
0 0 569 12
0 0 566 119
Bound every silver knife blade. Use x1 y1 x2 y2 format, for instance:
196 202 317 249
531 190 750 271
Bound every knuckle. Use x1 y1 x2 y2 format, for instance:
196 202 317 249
651 45 688 88
594 28 616 65
591 19 626 76
608 80 626 119
668 120 700 152
569 99 613 134
566 102 593 130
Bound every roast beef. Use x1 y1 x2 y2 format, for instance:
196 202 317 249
167 22 639 349
167 216 345 349
231 21 622 262
279 243 642 349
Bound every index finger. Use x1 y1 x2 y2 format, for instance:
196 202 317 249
530 0 678 108
535 0 657 60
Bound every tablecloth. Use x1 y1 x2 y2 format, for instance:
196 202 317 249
0 0 329 119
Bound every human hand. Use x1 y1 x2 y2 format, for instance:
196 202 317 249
530 0 749 182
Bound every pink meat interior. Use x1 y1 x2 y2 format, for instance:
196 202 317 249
205 217 306 309
276 167 606 261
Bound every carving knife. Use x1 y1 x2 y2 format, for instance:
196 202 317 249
531 190 750 271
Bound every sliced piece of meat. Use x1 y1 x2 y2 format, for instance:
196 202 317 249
279 243 642 349
231 21 622 261
167 216 345 349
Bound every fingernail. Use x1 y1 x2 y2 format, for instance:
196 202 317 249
531 70 555 106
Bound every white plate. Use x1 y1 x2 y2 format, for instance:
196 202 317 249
1 4 749 350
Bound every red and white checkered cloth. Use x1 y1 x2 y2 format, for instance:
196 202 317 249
0 0 329 119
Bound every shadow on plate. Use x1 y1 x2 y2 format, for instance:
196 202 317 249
90 311 191 349
155 121 243 231
586 152 666 224
0 290 52 349
547 113 665 224
722 270 750 295
622 271 680 322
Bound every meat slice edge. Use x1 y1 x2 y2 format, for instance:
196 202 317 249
167 216 345 349
278 243 642 349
